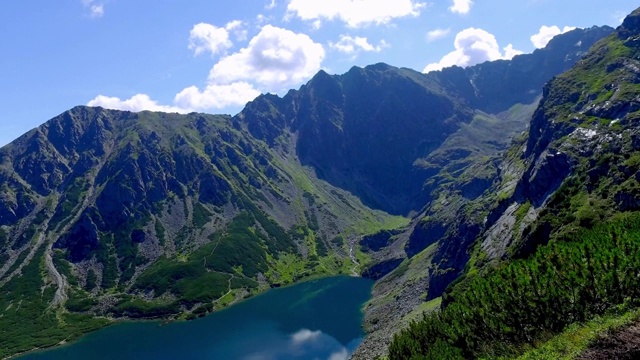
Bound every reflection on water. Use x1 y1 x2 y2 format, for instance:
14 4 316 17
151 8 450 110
243 328 358 360
22 276 373 360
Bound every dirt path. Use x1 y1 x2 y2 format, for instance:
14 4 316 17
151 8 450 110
576 320 640 360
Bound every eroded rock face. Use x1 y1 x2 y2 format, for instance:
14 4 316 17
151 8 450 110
405 220 447 258
362 258 404 280
524 150 574 206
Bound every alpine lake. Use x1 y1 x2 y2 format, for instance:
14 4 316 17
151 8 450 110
21 276 373 360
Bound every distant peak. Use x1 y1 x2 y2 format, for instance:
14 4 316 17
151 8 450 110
311 69 332 80
364 62 394 72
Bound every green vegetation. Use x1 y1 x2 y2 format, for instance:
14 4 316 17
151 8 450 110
50 178 87 228
134 257 231 309
389 213 640 359
85 269 97 291
113 297 181 318
66 290 98 312
133 211 284 310
0 248 109 359
52 249 78 286
192 202 213 228
155 218 166 245
0 227 7 249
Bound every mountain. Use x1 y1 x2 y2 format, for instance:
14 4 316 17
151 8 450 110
240 25 611 217
0 22 618 359
387 7 640 359
0 108 406 356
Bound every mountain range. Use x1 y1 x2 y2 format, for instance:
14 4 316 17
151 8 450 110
1 7 639 359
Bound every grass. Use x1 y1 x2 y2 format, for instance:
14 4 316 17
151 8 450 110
400 297 442 326
265 253 309 285
512 308 640 360
192 202 213 228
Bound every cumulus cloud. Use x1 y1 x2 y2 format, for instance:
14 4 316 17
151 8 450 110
89 24 324 113
502 44 522 59
330 35 389 54
174 82 260 110
449 0 473 14
530 25 576 49
87 94 187 113
188 23 231 57
209 24 325 89
82 0 104 18
426 28 450 42
291 329 322 344
188 21 247 57
286 0 426 28
424 28 523 73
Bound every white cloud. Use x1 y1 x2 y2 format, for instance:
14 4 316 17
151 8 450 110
174 82 260 110
330 35 389 54
81 0 104 18
266 0 277 10
426 28 450 42
87 94 187 113
424 28 523 73
225 20 248 42
530 25 576 49
503 44 523 59
188 23 233 57
209 24 325 89
290 329 322 344
286 0 426 28
89 25 324 113
89 4 104 18
449 0 473 14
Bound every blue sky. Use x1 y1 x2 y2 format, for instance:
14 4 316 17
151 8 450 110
0 0 638 146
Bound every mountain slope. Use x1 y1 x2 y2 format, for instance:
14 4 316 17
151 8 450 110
388 7 640 359
0 108 404 357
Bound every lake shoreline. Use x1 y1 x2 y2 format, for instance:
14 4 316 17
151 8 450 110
18 275 374 359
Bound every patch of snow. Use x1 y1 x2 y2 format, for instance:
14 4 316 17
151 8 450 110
574 128 597 139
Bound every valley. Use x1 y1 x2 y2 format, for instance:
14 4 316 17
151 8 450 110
1 6 640 360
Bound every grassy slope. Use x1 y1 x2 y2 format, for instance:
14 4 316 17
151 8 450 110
514 309 640 360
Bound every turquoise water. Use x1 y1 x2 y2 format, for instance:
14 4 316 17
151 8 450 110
22 276 373 360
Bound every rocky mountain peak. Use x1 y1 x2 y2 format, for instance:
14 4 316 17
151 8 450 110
618 7 640 42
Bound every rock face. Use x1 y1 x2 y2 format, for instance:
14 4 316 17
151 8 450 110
241 64 473 215
239 26 613 217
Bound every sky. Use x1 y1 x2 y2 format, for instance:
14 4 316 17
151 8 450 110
0 0 638 146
